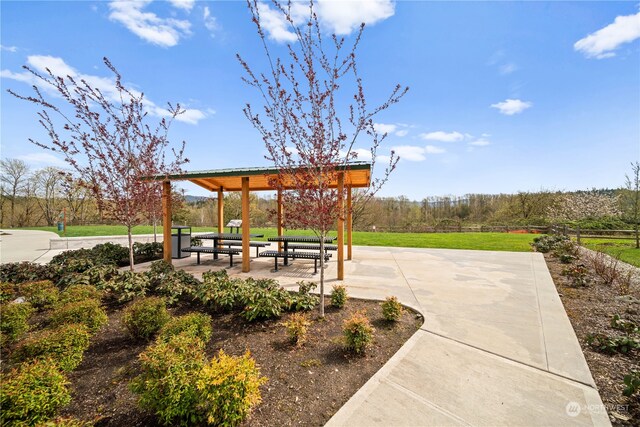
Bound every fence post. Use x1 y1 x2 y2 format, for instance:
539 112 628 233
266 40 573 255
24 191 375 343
576 226 581 245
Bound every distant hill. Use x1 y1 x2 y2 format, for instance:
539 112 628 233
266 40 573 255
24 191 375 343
184 195 210 203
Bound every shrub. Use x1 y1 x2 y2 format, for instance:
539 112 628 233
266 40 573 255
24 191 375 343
611 314 639 334
531 234 569 253
0 261 55 284
586 251 620 285
0 302 34 343
101 270 150 302
196 350 267 427
38 417 93 427
551 240 579 264
623 370 640 397
50 299 108 334
133 241 163 258
66 264 119 289
147 261 199 305
586 333 639 354
242 286 287 321
343 310 374 354
122 297 170 340
159 313 213 343
330 285 348 309
58 284 102 304
1 281 17 303
20 280 60 309
287 281 318 312
0 358 71 426
130 333 206 425
381 296 404 322
12 324 91 372
283 312 311 347
561 264 590 287
196 271 247 311
91 242 130 266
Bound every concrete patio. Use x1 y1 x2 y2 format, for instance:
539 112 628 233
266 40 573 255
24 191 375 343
0 230 611 426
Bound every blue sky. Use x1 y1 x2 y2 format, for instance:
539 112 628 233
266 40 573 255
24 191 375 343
1 0 639 201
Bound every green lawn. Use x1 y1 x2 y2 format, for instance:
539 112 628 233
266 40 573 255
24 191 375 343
18 225 537 252
581 238 640 268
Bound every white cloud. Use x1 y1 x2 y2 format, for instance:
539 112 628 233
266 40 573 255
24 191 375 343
574 11 640 59
424 145 445 154
1 55 209 125
0 45 18 53
395 129 408 137
419 131 464 142
257 0 395 42
499 62 518 75
393 145 425 161
373 122 397 134
469 138 490 147
108 0 192 47
257 2 298 42
203 6 218 33
491 98 532 115
168 0 195 12
316 0 395 35
17 152 66 167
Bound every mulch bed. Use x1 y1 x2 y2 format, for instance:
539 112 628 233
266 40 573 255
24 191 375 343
51 298 422 426
544 252 640 426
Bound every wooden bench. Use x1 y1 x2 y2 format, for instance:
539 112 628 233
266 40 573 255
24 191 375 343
181 246 240 266
220 241 270 257
259 250 330 274
287 243 338 253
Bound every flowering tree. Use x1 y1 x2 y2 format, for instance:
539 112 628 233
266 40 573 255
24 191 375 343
239 0 407 316
623 161 640 249
547 190 621 223
8 57 188 269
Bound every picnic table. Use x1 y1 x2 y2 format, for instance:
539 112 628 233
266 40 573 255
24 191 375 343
266 235 336 266
197 232 265 259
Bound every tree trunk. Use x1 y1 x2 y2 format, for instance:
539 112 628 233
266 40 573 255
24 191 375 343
127 225 135 271
319 235 325 318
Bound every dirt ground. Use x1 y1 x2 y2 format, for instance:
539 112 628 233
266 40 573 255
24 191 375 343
544 252 640 426
50 298 422 426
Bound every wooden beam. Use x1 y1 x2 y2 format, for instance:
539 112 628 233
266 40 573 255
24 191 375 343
217 188 224 249
337 172 344 280
277 188 283 252
347 186 352 261
162 180 172 263
241 177 250 272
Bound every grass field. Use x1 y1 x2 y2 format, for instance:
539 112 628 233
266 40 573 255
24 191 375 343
581 238 640 268
18 225 537 252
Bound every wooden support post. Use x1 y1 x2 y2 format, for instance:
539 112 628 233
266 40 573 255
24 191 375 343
241 177 250 273
162 180 172 263
217 188 224 249
337 172 344 280
277 188 283 252
347 186 352 261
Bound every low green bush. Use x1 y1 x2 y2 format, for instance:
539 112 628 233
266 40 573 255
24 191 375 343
58 284 102 305
381 296 404 322
531 234 569 253
159 312 213 343
330 285 348 309
66 264 119 289
196 271 247 311
101 270 150 303
20 280 60 309
1 281 17 303
0 358 71 426
0 261 55 284
147 261 199 305
283 312 311 347
343 310 375 354
623 370 640 397
561 264 591 287
133 241 163 258
130 333 206 425
50 299 108 334
38 417 93 427
586 333 639 354
242 286 287 322
0 302 34 343
123 297 170 340
12 324 91 372
286 281 318 312
611 314 639 334
197 350 267 427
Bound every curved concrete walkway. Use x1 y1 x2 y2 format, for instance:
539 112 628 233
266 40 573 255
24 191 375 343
0 232 611 426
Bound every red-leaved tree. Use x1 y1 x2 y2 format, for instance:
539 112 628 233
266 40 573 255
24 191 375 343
8 57 188 269
239 0 407 316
